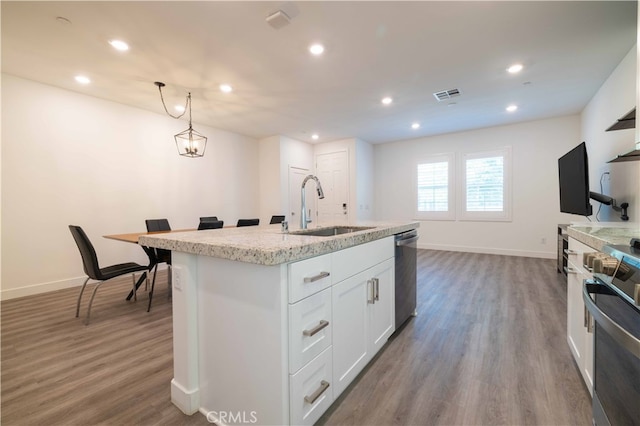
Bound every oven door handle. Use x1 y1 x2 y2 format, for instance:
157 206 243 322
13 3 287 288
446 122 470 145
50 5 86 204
583 282 640 360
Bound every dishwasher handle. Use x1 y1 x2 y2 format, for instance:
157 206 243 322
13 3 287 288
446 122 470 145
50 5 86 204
396 235 419 247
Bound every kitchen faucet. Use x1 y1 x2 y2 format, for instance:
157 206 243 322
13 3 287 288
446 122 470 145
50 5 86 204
300 175 325 229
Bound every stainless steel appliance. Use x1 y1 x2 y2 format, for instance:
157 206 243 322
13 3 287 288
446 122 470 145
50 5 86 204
394 230 418 329
584 243 640 426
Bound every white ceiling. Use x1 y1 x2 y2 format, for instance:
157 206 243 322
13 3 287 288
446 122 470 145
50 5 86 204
1 1 637 144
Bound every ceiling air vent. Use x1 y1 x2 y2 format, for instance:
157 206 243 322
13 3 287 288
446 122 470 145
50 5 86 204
433 88 461 102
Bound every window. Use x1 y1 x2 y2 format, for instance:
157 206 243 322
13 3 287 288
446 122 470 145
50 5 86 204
415 153 455 220
459 147 511 221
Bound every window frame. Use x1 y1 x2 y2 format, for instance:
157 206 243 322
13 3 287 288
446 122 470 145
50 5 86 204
414 152 456 221
458 146 512 222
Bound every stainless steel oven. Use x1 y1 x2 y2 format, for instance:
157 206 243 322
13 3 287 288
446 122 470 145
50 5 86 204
584 244 640 426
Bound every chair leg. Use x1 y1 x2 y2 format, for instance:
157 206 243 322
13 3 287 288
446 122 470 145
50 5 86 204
76 277 90 318
125 272 148 301
84 281 105 325
147 264 159 313
132 274 137 301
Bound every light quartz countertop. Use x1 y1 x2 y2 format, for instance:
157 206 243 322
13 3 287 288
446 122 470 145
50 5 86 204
567 223 640 251
139 221 419 265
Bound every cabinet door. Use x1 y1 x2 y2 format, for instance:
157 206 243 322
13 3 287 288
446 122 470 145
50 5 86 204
368 258 395 355
566 266 586 366
332 269 369 399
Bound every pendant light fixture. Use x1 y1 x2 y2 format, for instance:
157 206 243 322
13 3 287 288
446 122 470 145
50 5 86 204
154 81 207 158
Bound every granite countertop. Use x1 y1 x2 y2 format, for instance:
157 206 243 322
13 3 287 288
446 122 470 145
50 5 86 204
139 221 419 265
567 223 640 251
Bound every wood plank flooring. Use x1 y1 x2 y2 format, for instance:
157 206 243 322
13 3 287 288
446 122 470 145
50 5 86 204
318 250 592 425
1 251 592 425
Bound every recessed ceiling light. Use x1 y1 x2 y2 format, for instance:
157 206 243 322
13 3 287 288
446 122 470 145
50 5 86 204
175 105 185 113
506 104 518 112
381 97 393 105
109 39 129 51
220 84 233 93
309 43 325 55
74 75 91 85
507 63 523 74
411 123 420 129
311 134 319 140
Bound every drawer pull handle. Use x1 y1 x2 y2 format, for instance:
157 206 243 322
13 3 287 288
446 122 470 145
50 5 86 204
564 249 577 256
304 380 330 404
303 320 330 337
367 279 375 304
304 271 330 283
373 277 380 301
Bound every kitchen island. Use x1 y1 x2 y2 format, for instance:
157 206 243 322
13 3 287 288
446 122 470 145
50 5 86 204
140 221 418 425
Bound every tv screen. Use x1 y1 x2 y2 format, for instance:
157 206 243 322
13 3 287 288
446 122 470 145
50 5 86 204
558 142 592 216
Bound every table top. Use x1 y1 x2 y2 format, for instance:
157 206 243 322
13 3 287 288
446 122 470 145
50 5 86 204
104 229 196 244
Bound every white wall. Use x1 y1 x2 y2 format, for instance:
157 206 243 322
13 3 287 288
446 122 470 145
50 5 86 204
581 46 640 223
258 135 313 225
355 138 374 221
375 115 581 258
1 74 259 299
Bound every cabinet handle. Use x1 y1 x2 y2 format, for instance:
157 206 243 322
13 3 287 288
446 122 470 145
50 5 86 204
304 271 330 283
303 320 330 337
373 277 380 301
367 280 375 304
304 380 330 404
565 266 578 275
564 249 577 256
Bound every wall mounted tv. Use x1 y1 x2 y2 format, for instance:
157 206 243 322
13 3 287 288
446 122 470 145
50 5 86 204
558 142 592 216
558 141 630 220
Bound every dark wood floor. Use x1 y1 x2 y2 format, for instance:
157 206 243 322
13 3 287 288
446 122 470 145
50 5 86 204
1 250 591 425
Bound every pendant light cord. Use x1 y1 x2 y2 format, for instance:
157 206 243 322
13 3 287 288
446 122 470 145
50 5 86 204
155 81 189 120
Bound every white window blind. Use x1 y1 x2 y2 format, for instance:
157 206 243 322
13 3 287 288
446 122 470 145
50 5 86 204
459 147 511 221
415 153 455 220
417 162 448 212
465 156 504 212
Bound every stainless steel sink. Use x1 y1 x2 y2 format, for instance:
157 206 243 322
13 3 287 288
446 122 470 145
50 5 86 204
291 226 375 237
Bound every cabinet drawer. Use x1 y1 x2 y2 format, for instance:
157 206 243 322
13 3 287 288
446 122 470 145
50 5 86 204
289 346 333 426
288 253 332 303
332 236 393 283
289 287 332 374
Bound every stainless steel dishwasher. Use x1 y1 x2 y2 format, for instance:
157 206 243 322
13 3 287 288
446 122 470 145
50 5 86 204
395 229 419 329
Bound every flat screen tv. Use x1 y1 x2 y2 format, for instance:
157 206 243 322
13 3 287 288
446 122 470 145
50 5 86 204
558 142 592 216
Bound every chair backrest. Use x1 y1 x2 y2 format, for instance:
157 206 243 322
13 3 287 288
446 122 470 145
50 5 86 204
145 219 172 264
237 218 259 227
199 216 218 222
68 225 102 280
145 218 171 232
269 215 285 224
198 220 224 230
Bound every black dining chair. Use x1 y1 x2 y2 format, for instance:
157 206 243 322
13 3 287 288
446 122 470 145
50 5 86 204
69 225 149 324
237 218 259 227
144 219 172 312
198 220 224 230
269 215 285 224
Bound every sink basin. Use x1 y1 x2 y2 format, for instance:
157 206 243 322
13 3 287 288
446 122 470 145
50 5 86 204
291 226 375 237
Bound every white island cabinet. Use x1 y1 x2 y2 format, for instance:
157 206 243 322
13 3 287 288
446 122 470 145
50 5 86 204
140 222 417 426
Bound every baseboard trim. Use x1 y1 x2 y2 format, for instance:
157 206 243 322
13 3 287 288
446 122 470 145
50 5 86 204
171 378 200 415
1 276 87 301
1 267 165 301
417 242 555 259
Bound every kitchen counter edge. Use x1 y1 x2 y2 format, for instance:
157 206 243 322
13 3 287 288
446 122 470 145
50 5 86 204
139 222 419 266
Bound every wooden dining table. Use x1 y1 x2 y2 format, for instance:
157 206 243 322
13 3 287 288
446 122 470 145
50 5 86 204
103 229 195 300
103 229 196 244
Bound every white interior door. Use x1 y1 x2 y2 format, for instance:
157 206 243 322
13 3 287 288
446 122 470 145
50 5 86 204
315 151 349 225
289 166 315 228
